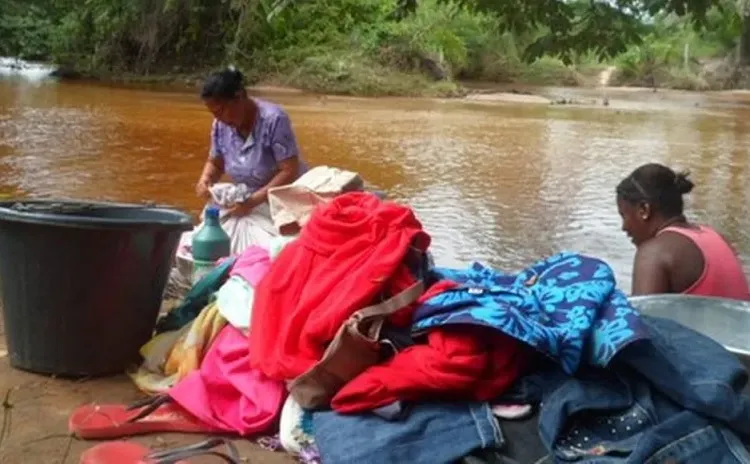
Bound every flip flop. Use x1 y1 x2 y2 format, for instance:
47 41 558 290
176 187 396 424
69 395 221 440
80 437 241 464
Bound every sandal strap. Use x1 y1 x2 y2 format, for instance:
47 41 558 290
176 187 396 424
145 438 241 464
150 450 239 464
126 394 171 411
125 395 171 424
147 437 227 458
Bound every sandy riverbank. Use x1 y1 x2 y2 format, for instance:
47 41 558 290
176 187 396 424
0 309 294 464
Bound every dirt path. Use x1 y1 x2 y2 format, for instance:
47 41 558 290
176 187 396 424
597 66 618 87
0 314 294 464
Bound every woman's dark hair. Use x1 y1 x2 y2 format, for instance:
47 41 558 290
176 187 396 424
200 67 245 100
616 163 694 216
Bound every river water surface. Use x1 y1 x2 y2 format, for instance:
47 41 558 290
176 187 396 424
1 76 749 291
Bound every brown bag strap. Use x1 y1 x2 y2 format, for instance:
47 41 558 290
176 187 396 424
352 280 425 323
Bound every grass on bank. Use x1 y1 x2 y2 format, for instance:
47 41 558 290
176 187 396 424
61 36 737 97
63 58 726 98
78 56 590 98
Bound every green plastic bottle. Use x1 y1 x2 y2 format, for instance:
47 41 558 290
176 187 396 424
191 206 231 283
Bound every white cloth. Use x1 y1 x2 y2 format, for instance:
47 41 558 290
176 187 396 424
213 236 297 331
215 276 254 330
491 404 533 420
268 235 298 261
279 396 315 455
209 182 251 207
214 202 277 253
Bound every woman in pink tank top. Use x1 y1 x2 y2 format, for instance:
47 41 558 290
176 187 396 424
615 163 750 300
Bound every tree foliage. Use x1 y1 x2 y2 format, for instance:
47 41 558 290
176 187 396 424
0 0 744 93
397 0 724 62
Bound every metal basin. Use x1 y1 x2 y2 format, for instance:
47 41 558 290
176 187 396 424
630 294 750 366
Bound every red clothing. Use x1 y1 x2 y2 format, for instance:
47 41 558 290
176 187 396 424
332 325 527 413
249 191 430 381
660 225 750 301
329 279 527 413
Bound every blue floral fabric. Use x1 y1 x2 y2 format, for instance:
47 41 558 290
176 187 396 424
411 251 648 374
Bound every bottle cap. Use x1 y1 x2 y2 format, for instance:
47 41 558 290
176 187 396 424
205 206 220 219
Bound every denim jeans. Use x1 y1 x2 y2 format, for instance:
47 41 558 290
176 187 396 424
540 376 750 463
492 413 547 464
312 402 502 464
498 315 750 463
617 316 750 437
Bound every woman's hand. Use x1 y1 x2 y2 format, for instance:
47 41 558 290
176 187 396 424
196 157 223 200
227 197 257 218
195 178 213 200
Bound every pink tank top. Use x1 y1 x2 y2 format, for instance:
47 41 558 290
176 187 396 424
660 225 750 301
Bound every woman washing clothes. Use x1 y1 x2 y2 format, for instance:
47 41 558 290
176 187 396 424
196 67 308 217
168 68 310 297
616 163 750 300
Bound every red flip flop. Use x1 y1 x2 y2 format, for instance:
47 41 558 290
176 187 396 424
69 395 221 440
80 437 241 463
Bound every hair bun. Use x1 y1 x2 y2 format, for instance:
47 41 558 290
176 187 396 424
224 65 243 83
674 170 694 195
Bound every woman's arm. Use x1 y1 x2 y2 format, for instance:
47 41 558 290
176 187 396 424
195 156 224 199
248 157 299 204
199 156 224 184
631 241 671 295
228 157 298 217
196 120 226 199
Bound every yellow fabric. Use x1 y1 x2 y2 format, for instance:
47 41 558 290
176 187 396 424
129 301 227 394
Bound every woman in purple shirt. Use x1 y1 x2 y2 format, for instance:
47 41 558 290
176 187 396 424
196 68 308 217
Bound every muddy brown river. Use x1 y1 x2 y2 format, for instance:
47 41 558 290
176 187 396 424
0 76 748 291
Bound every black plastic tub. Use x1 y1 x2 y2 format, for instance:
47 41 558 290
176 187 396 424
0 200 194 377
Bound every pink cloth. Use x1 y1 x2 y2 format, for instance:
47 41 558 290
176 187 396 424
168 325 285 436
230 246 272 287
661 225 750 301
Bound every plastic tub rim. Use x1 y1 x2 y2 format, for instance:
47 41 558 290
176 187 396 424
0 199 195 231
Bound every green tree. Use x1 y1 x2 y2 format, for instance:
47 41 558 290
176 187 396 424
0 0 55 59
397 0 723 62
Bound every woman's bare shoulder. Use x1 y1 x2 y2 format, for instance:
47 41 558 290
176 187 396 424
650 229 704 267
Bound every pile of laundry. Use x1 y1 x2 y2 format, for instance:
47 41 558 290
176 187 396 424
69 167 750 464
